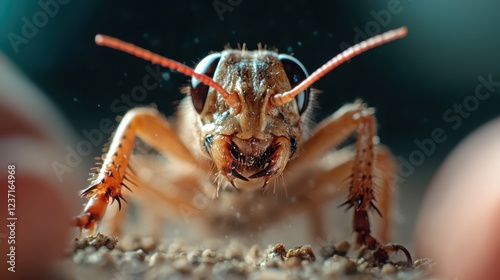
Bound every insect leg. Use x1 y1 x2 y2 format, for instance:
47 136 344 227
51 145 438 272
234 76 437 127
288 100 410 263
288 100 369 169
302 146 394 243
72 107 199 235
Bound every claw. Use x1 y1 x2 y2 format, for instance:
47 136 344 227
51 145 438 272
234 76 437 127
228 141 241 161
371 243 413 267
111 196 121 210
228 179 240 191
111 195 128 210
370 201 382 217
80 182 100 198
384 244 413 266
249 162 276 178
338 199 353 211
229 168 249 181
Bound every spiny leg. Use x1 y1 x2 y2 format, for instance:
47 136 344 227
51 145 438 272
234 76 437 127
288 100 411 264
302 147 395 243
346 108 379 248
108 151 212 239
340 106 411 264
286 101 372 242
72 107 200 235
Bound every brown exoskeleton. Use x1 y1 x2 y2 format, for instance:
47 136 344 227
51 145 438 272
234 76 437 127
73 27 411 264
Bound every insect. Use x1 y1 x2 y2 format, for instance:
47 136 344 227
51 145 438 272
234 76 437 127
73 27 411 264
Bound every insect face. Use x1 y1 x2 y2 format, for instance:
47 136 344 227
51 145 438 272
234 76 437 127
190 50 310 190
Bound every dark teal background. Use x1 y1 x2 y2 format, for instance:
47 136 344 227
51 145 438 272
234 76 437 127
1 0 500 244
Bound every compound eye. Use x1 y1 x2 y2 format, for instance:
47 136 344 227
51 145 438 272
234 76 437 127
190 53 222 114
278 54 310 115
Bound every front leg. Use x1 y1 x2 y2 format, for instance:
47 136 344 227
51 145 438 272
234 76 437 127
345 106 380 247
72 107 200 235
290 100 411 264
346 113 412 264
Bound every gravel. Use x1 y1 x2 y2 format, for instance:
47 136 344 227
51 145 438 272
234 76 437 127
58 233 434 279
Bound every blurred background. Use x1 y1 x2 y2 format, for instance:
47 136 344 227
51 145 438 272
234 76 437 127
1 0 500 249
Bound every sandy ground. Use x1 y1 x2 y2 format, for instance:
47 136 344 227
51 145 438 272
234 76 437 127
57 233 434 280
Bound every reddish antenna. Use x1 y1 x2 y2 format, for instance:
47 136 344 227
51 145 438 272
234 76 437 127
94 34 241 111
270 27 408 108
